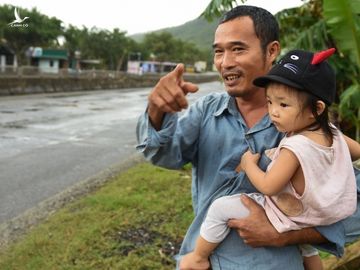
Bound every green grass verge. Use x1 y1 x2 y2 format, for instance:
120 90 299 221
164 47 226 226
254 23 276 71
0 161 348 269
0 163 193 270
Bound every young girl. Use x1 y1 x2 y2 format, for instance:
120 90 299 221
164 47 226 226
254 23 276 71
180 48 360 270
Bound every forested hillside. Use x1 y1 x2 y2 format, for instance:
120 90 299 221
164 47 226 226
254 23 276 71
130 16 219 51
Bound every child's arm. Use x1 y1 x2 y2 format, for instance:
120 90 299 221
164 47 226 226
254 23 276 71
343 135 360 161
240 149 300 196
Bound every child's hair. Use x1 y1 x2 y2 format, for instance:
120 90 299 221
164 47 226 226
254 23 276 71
298 91 336 141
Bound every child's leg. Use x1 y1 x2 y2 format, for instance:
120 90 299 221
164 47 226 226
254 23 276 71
303 255 323 270
300 244 323 270
180 194 252 269
179 236 216 270
200 194 251 243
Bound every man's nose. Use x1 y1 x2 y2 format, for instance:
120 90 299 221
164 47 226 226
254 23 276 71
221 51 235 68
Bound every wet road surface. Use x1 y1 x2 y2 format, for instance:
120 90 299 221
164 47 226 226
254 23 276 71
0 81 223 224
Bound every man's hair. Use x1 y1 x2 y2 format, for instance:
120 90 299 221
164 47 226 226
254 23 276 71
219 5 279 53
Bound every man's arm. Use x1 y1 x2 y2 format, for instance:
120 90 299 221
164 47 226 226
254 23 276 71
228 195 330 247
147 63 198 130
136 64 204 169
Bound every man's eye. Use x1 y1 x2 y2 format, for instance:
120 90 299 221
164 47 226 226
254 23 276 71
233 47 244 52
280 103 288 107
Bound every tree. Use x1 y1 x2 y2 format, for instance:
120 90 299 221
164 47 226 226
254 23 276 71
63 26 131 70
0 5 63 64
323 0 360 141
141 32 205 64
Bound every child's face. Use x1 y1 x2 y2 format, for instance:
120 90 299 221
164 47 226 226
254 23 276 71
266 83 314 133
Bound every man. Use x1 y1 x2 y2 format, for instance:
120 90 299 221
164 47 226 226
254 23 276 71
136 5 360 269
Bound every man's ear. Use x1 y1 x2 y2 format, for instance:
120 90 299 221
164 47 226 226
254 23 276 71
267 41 280 64
316 101 326 116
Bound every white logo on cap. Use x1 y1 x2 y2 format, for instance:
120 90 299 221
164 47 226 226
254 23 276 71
290 55 299 60
283 63 298 74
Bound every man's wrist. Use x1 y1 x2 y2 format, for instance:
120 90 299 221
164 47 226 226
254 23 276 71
147 103 165 131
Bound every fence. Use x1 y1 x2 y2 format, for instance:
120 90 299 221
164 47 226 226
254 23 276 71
0 66 126 79
0 65 220 96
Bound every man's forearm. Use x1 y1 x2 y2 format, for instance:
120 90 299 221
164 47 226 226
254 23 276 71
276 227 327 247
227 195 330 248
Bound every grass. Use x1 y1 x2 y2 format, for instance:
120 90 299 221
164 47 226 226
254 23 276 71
0 163 193 270
0 162 357 269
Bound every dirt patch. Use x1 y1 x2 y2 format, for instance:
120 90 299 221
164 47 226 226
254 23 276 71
100 225 182 266
110 226 181 257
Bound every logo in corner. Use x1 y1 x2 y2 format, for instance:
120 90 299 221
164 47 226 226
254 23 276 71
8 7 29 27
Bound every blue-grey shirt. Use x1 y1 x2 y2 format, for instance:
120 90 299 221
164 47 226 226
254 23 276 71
136 92 359 270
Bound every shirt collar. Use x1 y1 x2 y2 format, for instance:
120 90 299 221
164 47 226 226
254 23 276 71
213 95 274 133
213 95 238 117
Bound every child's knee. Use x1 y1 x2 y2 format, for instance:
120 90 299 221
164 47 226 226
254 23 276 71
207 196 240 220
208 195 249 220
208 196 231 214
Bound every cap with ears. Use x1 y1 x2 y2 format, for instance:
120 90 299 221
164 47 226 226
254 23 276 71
253 48 336 105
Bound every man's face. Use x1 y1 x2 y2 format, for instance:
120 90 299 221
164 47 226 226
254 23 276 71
213 16 273 97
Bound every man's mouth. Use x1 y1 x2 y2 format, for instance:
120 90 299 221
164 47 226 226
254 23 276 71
224 75 240 81
223 73 241 82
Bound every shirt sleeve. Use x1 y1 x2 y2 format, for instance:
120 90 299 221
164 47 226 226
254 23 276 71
314 221 345 257
343 166 360 243
135 98 204 169
136 109 178 159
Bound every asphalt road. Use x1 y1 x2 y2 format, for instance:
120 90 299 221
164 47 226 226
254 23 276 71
0 81 223 225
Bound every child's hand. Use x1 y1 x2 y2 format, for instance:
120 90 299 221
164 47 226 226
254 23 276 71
240 150 261 171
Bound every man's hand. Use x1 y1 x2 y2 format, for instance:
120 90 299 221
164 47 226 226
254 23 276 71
227 195 283 247
147 63 198 130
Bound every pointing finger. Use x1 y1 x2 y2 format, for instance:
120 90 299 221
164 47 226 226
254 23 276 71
172 63 185 82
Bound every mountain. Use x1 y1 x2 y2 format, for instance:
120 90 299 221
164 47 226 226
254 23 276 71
130 16 219 52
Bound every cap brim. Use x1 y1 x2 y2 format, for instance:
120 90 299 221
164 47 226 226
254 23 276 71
253 75 304 90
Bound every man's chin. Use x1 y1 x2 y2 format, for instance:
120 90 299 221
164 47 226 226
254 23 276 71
226 88 246 98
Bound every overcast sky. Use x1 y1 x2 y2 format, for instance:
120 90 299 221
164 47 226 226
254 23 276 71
2 0 304 35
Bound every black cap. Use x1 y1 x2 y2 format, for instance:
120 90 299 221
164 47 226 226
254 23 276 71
253 48 336 105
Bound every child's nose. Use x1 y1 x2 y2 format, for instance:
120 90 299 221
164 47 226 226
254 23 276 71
270 107 279 117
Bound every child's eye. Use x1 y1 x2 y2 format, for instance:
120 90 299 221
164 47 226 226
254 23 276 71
267 100 272 104
280 103 288 107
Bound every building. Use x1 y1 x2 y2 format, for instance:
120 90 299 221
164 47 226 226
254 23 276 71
30 47 68 73
0 43 16 72
127 60 177 75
